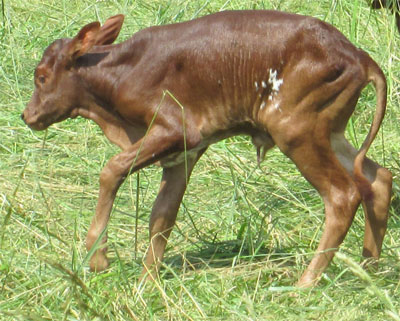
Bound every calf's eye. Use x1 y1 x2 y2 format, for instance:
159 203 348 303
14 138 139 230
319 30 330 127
38 75 46 84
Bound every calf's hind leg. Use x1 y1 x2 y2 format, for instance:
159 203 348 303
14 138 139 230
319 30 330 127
331 133 392 263
276 135 362 287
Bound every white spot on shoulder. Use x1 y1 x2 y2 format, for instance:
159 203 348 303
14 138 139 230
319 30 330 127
272 78 283 92
273 101 282 113
257 70 284 113
268 69 283 92
269 69 277 81
254 81 259 91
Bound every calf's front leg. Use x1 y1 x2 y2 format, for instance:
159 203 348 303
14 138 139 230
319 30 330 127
85 125 185 272
141 149 206 281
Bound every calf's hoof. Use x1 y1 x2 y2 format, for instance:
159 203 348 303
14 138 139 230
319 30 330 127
296 272 320 288
89 251 109 272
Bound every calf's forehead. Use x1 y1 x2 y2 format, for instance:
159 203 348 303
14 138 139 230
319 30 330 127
35 39 68 72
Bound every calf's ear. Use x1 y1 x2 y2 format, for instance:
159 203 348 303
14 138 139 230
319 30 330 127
96 14 125 45
67 21 101 60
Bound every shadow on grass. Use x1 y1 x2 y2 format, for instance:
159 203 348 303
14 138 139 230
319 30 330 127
157 240 299 278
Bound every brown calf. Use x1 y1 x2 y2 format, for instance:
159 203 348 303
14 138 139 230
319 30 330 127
22 11 392 287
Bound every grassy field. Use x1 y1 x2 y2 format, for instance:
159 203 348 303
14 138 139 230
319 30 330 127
1 0 399 320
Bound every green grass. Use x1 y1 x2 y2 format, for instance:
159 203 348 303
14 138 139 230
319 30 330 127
1 0 400 320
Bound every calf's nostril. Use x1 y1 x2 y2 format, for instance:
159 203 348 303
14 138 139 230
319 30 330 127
21 113 25 121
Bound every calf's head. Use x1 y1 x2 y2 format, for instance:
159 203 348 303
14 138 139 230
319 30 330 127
22 15 124 130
